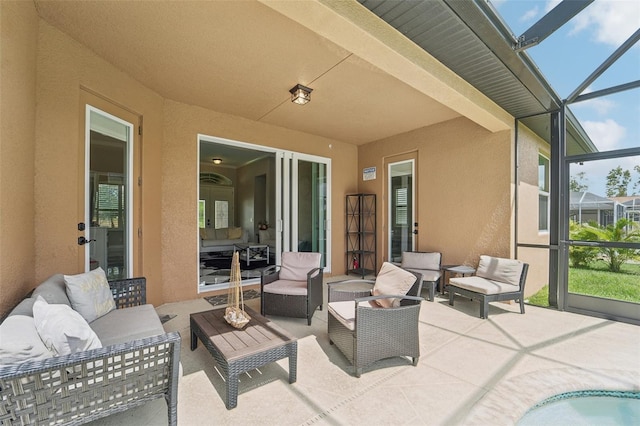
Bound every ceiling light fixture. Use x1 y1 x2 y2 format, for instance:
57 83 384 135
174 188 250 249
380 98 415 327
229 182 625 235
289 84 313 105
212 158 222 165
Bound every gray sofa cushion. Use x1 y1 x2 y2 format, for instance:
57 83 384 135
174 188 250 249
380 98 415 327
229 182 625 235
32 274 71 306
90 304 164 347
7 298 35 317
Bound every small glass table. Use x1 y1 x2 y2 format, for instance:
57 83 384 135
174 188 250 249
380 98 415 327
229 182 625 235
441 264 476 294
234 243 269 266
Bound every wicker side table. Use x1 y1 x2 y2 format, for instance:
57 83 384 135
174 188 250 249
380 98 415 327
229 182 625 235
190 306 297 409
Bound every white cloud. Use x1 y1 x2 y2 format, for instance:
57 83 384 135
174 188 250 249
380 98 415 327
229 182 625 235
582 98 616 115
570 1 640 46
573 87 617 115
521 6 539 23
582 119 627 150
572 155 640 197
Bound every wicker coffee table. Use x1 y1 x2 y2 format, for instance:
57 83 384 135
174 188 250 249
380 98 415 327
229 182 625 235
190 306 297 409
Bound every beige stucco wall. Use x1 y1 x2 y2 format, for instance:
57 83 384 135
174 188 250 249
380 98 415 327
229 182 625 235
0 1 39 315
516 125 551 296
162 100 357 302
358 117 514 269
33 19 165 305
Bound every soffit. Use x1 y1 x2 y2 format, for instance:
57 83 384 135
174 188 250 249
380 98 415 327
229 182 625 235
358 0 595 152
33 0 478 145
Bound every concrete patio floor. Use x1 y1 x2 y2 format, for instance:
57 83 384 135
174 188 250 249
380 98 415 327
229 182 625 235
89 276 640 425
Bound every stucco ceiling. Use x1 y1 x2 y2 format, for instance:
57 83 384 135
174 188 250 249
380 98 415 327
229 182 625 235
32 0 478 145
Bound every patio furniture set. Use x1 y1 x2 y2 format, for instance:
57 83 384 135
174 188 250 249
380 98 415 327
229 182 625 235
0 250 527 422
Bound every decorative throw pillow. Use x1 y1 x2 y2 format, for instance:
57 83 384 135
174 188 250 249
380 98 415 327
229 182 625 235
228 227 243 239
33 297 102 356
372 262 417 308
64 267 116 323
0 315 54 365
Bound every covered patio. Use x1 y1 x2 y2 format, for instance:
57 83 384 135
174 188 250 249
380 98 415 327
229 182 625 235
88 280 640 425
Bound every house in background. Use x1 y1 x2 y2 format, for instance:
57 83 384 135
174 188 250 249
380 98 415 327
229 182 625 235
570 191 625 227
614 196 640 225
2 0 637 324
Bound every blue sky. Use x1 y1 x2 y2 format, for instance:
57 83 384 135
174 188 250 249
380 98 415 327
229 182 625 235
492 0 639 196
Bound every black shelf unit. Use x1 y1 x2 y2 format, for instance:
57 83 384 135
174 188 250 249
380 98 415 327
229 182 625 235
346 194 376 278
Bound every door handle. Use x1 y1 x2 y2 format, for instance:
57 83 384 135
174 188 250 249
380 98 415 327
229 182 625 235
78 236 94 245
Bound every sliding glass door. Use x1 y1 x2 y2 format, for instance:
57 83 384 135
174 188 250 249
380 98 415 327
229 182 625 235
273 152 330 268
290 154 329 269
197 135 331 291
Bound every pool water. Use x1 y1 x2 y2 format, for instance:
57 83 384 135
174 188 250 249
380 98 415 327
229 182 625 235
518 390 640 425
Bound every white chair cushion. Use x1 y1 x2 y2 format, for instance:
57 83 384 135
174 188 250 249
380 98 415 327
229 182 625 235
263 279 308 296
401 252 441 271
279 252 321 281
372 262 417 308
449 276 518 295
328 300 373 331
476 255 523 287
64 267 116 322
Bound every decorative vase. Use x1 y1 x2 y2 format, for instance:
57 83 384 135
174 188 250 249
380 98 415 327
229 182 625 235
224 251 251 329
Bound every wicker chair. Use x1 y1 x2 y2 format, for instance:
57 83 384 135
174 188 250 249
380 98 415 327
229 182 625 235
261 251 323 325
396 251 442 301
447 255 529 319
327 262 423 377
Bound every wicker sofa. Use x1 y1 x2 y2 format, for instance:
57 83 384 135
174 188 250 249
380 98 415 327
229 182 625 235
0 273 181 425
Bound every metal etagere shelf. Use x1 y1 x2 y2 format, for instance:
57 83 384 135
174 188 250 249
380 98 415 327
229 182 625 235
345 194 376 278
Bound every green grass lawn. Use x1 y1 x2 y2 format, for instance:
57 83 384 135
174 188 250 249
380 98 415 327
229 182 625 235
527 261 640 307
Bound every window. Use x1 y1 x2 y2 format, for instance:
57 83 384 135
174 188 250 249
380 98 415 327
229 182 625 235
538 154 550 232
91 173 125 228
215 200 228 229
198 200 206 228
395 187 408 226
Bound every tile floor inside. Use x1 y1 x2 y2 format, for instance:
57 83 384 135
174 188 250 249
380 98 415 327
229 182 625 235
88 276 640 425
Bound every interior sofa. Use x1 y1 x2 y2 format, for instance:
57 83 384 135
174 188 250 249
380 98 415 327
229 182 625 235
200 226 249 253
0 270 181 425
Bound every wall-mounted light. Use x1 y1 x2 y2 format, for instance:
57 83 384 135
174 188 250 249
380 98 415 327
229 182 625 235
289 84 313 105
212 158 222 165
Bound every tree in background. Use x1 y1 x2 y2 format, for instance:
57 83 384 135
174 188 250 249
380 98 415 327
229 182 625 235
572 218 640 272
606 166 632 197
568 220 598 268
570 171 589 192
634 165 640 194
